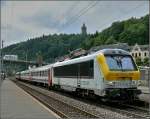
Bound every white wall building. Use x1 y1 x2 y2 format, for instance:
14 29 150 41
3 55 18 61
130 43 149 61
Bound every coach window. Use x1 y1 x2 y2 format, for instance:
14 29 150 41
40 71 42 76
41 71 43 76
43 71 45 76
42 71 44 76
45 71 47 76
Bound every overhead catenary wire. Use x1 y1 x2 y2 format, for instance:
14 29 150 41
58 1 99 33
97 2 146 32
53 1 80 30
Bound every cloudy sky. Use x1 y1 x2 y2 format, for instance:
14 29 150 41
1 1 149 47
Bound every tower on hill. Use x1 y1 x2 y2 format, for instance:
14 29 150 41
81 23 87 36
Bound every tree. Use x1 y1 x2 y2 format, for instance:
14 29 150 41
105 36 117 44
143 57 149 66
135 57 143 66
36 51 43 66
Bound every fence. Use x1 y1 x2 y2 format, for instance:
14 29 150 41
139 66 150 87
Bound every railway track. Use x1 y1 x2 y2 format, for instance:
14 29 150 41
98 103 150 119
51 87 150 119
13 79 150 119
81 96 150 119
51 88 150 119
119 103 148 112
14 80 100 119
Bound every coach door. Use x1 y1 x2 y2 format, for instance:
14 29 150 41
48 68 52 87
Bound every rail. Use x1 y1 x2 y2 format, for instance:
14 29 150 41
14 80 100 119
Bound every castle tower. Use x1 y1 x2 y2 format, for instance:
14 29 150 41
81 23 87 36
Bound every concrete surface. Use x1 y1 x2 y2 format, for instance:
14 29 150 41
138 86 150 103
138 86 150 94
138 93 150 103
0 79 60 119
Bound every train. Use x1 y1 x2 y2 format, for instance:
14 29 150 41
16 49 141 102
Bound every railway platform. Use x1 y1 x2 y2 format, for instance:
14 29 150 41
138 86 150 103
0 79 60 119
138 86 150 94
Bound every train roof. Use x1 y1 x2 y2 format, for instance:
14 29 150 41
19 64 52 73
53 53 95 67
98 48 129 55
20 49 130 73
53 49 130 67
29 64 53 72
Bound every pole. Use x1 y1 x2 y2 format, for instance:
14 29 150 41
0 37 2 118
2 41 4 76
149 2 150 115
0 38 2 119
0 40 4 81
0 39 1 82
26 52 27 69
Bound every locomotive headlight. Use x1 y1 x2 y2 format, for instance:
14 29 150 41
106 81 115 86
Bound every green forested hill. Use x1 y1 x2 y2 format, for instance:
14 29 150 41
3 14 149 63
3 34 90 62
82 14 149 49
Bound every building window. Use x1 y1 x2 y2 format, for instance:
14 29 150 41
139 53 141 57
132 53 134 57
144 52 147 57
135 53 137 57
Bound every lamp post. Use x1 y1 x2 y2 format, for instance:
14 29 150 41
0 40 1 82
2 40 4 75
0 40 4 81
148 5 150 115
26 52 27 69
0 37 1 119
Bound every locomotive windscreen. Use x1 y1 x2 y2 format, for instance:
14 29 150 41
105 55 137 71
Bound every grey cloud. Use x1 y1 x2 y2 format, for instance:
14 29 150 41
1 1 149 46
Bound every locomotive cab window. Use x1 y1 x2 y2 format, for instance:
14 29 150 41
105 55 137 71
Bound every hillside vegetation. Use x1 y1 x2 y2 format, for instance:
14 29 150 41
3 14 149 63
82 14 149 49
